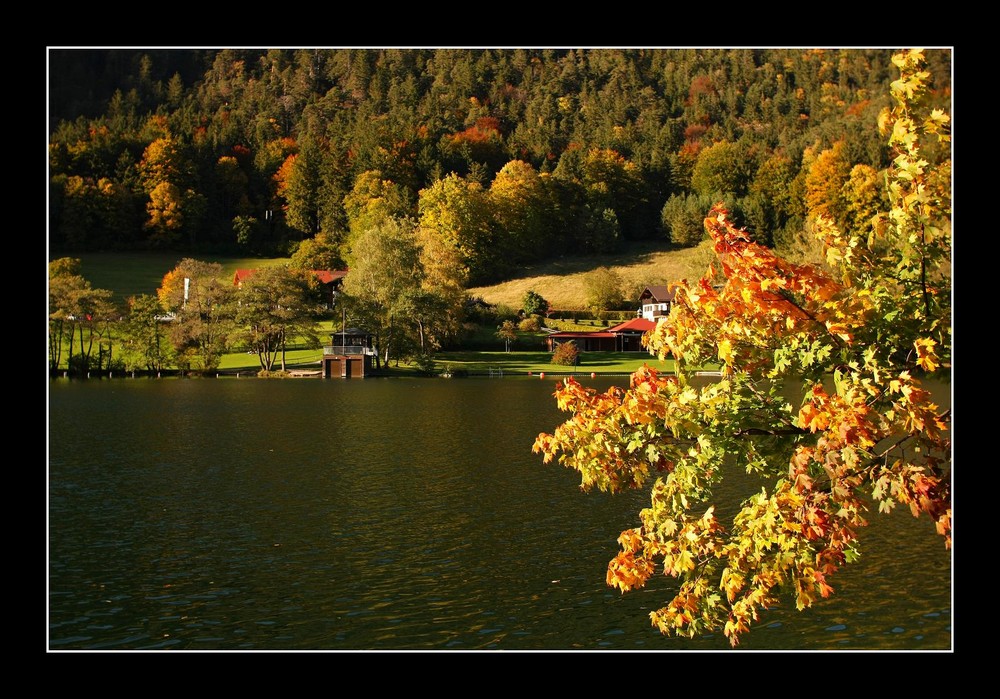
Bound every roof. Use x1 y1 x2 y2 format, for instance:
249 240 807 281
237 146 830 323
233 268 256 285
639 285 674 303
607 317 656 333
547 318 655 340
546 331 616 340
313 269 348 285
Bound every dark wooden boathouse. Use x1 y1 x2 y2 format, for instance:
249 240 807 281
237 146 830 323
322 328 374 378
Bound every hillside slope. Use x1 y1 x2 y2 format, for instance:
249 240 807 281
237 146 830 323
467 240 712 310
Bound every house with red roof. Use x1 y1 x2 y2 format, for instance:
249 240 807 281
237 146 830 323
544 317 656 352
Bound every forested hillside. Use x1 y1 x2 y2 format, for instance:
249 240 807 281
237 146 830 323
48 48 952 287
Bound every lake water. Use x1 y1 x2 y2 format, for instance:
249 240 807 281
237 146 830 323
47 375 952 651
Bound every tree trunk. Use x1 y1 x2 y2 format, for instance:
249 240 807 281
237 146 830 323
50 320 62 370
279 329 286 372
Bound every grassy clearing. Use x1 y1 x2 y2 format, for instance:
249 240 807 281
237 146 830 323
430 350 672 376
211 346 671 377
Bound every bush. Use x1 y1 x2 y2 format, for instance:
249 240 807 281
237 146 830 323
519 316 541 332
67 353 93 375
493 303 520 323
551 341 580 366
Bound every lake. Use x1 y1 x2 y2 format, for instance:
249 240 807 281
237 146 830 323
47 375 952 651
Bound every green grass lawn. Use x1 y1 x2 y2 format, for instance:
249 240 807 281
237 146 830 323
213 342 673 377
429 350 673 376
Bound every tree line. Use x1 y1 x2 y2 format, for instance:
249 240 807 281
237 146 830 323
49 48 951 287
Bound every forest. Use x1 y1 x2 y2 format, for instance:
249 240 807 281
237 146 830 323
48 48 952 289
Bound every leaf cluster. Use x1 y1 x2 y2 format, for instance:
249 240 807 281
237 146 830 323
533 49 951 646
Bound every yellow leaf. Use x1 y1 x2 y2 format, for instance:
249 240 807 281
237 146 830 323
718 338 733 364
914 338 939 372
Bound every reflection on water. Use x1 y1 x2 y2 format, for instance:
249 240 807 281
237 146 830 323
48 377 951 650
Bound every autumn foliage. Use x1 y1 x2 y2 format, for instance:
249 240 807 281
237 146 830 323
533 49 951 646
551 341 580 366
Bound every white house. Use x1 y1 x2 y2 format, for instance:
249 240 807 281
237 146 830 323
637 285 674 322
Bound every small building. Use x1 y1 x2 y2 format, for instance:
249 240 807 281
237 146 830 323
638 285 674 321
311 270 349 308
607 317 656 351
322 328 375 378
545 330 617 352
544 317 656 352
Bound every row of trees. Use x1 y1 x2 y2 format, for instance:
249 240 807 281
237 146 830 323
49 49 951 285
49 257 325 375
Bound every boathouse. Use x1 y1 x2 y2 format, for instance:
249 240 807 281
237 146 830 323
322 328 375 378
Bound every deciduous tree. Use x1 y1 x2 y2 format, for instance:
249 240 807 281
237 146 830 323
117 294 175 372
417 173 498 285
689 139 760 199
343 169 414 235
232 265 320 372
157 258 233 372
533 49 950 647
497 319 518 352
522 289 549 317
582 266 625 313
139 135 206 246
415 225 469 348
489 160 551 264
48 258 118 374
803 140 852 228
289 230 347 272
341 219 424 368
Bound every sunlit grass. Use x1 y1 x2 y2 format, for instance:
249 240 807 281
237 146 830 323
468 240 710 309
429 351 673 376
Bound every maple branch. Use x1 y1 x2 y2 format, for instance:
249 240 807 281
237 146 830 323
810 408 952 494
774 289 846 349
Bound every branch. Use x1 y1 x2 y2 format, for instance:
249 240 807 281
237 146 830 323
774 289 846 349
811 408 952 493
